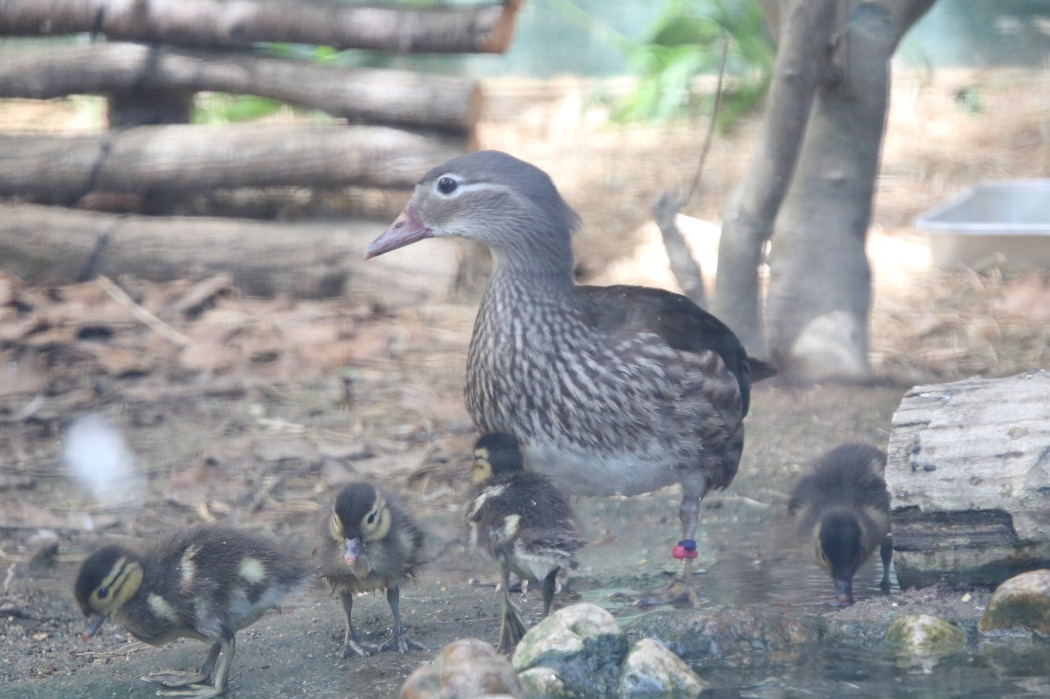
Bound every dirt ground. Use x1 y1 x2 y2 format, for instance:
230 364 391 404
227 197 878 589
1 68 1049 697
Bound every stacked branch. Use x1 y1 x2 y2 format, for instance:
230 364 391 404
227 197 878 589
0 44 482 134
0 0 522 294
0 203 460 300
0 124 464 203
0 0 522 53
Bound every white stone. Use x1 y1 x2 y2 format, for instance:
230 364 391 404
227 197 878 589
618 638 706 697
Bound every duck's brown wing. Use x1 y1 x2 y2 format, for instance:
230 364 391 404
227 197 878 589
576 285 774 416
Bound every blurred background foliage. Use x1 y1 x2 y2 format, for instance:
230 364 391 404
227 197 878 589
593 0 774 124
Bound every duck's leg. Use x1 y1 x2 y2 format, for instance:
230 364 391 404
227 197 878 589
141 640 220 687
153 631 234 698
879 533 894 593
496 557 528 652
378 586 424 653
339 588 380 658
635 479 705 608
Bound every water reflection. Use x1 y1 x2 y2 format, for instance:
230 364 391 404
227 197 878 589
573 490 894 613
566 491 1048 697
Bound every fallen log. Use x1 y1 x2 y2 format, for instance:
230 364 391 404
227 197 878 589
0 124 463 204
0 0 522 54
886 369 1050 590
0 44 482 134
0 203 460 302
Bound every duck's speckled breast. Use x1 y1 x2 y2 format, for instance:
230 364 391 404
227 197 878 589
466 276 742 495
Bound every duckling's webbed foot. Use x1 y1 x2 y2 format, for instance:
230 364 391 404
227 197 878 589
378 631 424 654
142 641 220 688
341 638 381 658
151 635 232 698
496 560 528 652
338 588 380 658
377 586 423 654
142 672 210 688
497 587 529 653
153 683 224 698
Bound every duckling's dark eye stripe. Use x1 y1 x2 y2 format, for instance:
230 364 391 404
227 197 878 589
98 556 134 600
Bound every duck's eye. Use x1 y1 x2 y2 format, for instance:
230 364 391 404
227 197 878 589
436 176 458 195
96 586 109 600
366 512 377 525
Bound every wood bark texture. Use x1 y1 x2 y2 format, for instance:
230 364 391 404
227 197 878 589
0 124 463 203
0 44 481 133
0 0 522 53
887 369 1050 589
0 203 460 302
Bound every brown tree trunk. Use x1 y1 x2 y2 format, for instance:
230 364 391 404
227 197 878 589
0 124 463 206
714 0 838 355
716 0 936 377
764 1 935 381
0 0 522 53
0 44 481 134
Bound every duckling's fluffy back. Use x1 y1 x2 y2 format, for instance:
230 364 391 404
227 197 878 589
788 443 890 564
788 444 889 518
468 469 585 581
77 526 310 646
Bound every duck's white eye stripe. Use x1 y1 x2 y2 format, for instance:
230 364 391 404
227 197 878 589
431 180 496 198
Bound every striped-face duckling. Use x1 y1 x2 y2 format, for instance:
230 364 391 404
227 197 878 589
73 526 310 698
468 432 586 651
788 443 893 604
320 482 425 658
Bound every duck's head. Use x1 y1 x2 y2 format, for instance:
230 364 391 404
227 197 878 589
472 432 525 485
329 483 391 567
366 151 580 273
73 545 144 639
816 512 863 604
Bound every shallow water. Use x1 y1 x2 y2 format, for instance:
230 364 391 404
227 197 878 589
565 492 1050 698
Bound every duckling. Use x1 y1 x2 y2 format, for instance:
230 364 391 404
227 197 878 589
319 481 425 658
787 443 892 604
468 432 586 651
73 526 310 698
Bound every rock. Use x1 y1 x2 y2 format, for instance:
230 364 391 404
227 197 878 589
884 613 966 672
517 667 570 699
979 569 1050 634
512 603 628 699
627 606 819 661
400 638 522 699
617 638 706 697
887 370 1050 589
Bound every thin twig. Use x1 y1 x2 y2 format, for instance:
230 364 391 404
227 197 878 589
96 275 193 347
651 37 732 310
684 37 730 207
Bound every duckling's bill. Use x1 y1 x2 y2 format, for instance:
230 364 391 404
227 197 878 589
834 576 853 605
81 613 105 640
343 538 362 566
